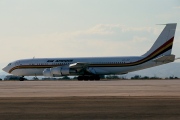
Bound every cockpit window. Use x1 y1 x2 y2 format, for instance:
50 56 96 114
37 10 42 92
8 63 11 66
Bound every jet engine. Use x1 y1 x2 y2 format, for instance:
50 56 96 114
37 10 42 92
43 66 77 77
50 66 69 75
43 68 52 77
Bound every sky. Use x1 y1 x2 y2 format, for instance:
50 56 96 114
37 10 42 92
0 0 180 74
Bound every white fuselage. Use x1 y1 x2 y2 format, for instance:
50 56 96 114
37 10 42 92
3 56 166 76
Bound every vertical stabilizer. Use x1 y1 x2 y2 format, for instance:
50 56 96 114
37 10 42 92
142 23 177 57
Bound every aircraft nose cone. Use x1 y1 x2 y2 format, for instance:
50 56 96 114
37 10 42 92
2 67 8 73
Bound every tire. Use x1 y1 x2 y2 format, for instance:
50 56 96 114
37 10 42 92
19 77 24 81
84 76 89 81
95 76 100 81
89 76 94 81
78 76 83 81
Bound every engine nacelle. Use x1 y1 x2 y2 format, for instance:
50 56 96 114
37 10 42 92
43 68 53 77
50 66 70 75
43 66 77 77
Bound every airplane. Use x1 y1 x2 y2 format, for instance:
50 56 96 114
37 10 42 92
2 23 177 81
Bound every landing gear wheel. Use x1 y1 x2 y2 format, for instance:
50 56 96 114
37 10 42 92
19 77 25 81
78 76 83 81
94 76 100 81
84 76 89 81
77 76 100 81
89 76 94 81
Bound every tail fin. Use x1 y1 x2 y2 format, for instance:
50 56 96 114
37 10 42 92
142 23 177 57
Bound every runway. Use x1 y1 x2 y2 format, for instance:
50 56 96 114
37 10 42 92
0 80 180 97
0 80 180 120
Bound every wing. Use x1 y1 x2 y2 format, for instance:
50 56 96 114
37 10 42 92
69 62 89 69
69 62 90 73
69 62 109 75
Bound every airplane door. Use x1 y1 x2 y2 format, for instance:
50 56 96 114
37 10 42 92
31 58 35 65
15 61 20 66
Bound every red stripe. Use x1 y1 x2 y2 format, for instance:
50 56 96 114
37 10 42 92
146 37 174 58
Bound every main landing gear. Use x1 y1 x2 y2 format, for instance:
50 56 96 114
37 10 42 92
77 75 100 81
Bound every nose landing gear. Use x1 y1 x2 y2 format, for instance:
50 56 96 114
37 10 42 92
19 76 25 81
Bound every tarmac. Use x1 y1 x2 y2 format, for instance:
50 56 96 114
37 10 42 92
0 80 180 120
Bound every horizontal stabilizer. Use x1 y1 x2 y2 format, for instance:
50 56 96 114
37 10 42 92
153 54 175 62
